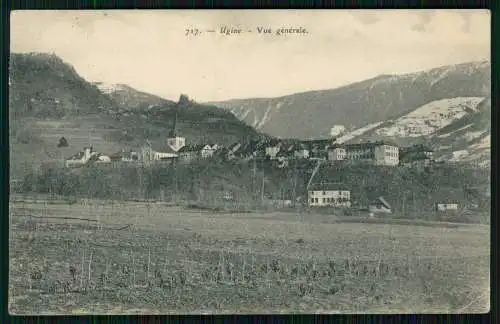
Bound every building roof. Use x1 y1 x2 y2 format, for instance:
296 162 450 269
110 149 138 157
178 144 206 153
66 151 85 161
276 149 294 158
235 141 260 156
308 183 350 191
88 153 105 163
146 143 178 154
400 151 432 162
301 138 336 145
302 139 333 151
344 141 398 150
227 142 242 152
400 144 434 154
226 143 243 155
266 138 281 146
375 196 391 209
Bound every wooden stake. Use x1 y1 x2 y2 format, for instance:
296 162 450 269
147 248 151 279
80 250 85 288
88 251 93 282
104 261 109 290
132 256 136 286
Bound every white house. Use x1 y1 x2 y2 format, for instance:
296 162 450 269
178 144 212 162
65 146 98 167
265 146 280 160
436 203 459 211
265 140 281 160
201 144 220 158
328 147 347 161
141 143 178 163
308 185 351 208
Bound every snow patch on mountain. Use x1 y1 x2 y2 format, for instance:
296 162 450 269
437 124 473 138
464 130 486 142
470 134 490 150
330 125 346 137
93 82 127 94
374 97 484 137
238 107 252 121
336 121 385 143
255 104 274 129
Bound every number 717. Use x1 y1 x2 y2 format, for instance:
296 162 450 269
185 28 200 36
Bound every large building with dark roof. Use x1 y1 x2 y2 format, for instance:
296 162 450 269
344 141 399 166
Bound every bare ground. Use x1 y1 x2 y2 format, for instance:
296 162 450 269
8 200 490 314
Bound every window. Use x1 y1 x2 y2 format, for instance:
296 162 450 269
311 198 314 204
315 198 318 203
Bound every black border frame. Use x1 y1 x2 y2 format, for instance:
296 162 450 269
1 1 497 323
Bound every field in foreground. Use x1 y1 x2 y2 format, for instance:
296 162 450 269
9 200 490 314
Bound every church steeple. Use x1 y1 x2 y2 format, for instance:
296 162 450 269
169 107 178 137
167 103 186 152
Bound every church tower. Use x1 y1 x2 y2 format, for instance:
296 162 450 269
167 106 186 152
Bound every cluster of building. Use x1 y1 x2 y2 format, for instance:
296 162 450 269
65 104 437 168
63 132 481 215
306 186 474 214
65 127 435 169
224 138 434 168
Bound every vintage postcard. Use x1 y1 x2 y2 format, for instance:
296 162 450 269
9 9 490 314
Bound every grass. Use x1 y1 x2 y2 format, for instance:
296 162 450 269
10 116 124 179
8 200 490 314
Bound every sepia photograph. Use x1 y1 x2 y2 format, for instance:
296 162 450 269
8 9 490 314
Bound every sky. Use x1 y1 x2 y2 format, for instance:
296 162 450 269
11 10 490 102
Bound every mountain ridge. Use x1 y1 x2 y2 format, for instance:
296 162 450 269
9 52 262 178
207 60 490 104
92 82 176 111
208 60 490 140
10 52 490 172
93 61 491 166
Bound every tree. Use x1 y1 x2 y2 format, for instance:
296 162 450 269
57 136 69 148
178 94 190 105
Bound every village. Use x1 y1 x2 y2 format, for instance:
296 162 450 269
60 116 484 216
64 109 437 169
